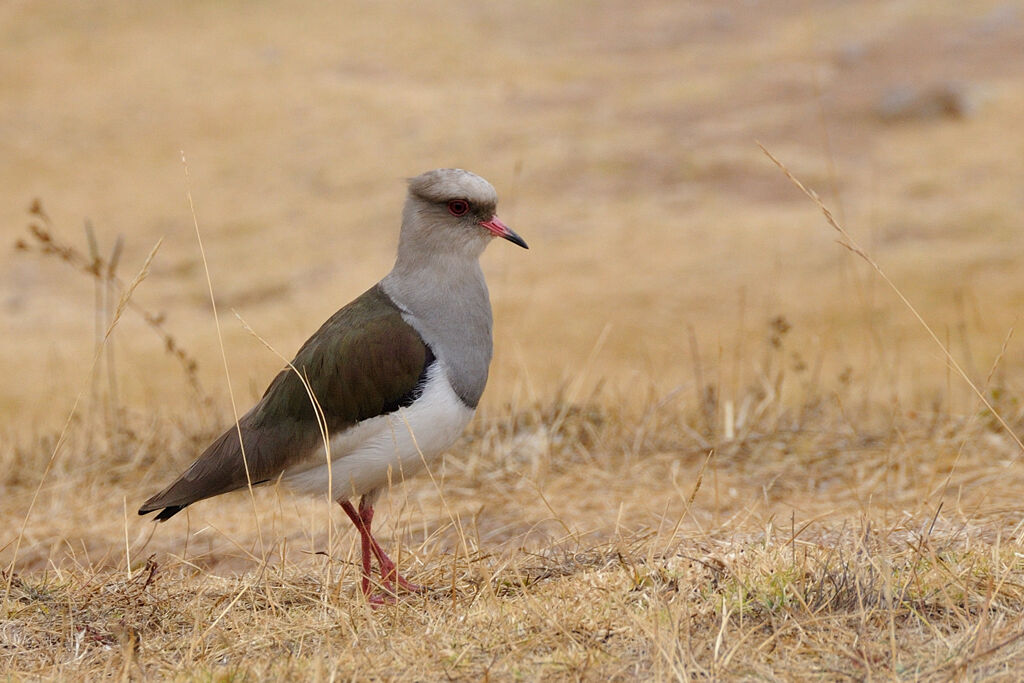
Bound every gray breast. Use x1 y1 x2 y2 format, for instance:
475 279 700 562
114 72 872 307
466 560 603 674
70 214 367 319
400 306 492 408
381 259 495 408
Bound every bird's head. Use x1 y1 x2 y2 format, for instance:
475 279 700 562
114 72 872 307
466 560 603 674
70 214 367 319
400 169 528 261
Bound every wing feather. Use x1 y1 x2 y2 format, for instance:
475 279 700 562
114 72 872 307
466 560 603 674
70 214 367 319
139 285 431 518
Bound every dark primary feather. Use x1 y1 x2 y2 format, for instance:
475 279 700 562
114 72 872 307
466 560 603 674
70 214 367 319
139 284 433 519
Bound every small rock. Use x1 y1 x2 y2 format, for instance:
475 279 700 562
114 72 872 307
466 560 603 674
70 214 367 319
875 81 979 122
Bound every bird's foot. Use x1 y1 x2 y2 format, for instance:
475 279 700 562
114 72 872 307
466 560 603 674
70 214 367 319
372 538 424 594
381 569 423 595
361 569 423 607
367 591 397 606
364 580 421 607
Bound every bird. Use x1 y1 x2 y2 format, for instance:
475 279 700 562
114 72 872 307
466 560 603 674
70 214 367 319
139 168 527 600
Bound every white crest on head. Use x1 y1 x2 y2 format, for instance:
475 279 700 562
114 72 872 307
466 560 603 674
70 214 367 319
407 168 497 210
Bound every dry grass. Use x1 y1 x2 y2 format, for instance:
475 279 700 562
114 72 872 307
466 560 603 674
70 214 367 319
5 296 1024 678
5 0 1024 680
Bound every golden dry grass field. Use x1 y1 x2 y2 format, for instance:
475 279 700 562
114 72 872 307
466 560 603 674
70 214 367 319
4 0 1024 679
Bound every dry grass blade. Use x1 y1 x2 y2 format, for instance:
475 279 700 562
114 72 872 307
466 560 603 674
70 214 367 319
758 142 1024 458
106 239 163 340
984 323 1015 391
181 152 264 555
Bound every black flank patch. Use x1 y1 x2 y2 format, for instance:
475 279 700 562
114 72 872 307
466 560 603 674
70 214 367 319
384 344 436 414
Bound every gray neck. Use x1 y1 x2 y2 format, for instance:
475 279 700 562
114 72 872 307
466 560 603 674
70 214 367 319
380 252 493 407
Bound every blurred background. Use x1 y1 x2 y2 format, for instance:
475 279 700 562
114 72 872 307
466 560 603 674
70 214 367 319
5 6 1024 674
3 0 1023 430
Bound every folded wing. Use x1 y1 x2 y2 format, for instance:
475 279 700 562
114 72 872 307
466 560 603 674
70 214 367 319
138 285 433 520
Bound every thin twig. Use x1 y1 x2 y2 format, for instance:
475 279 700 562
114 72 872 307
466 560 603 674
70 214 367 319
3 238 163 616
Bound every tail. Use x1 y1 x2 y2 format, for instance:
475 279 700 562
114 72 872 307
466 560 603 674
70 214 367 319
136 423 256 522
136 410 291 522
139 501 188 521
137 461 209 521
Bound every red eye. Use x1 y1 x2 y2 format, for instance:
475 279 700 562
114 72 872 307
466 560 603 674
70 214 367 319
447 199 470 217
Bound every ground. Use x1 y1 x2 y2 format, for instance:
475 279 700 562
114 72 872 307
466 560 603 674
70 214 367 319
4 0 1024 679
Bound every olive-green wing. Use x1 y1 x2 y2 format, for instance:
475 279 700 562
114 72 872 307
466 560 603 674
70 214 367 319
138 285 432 519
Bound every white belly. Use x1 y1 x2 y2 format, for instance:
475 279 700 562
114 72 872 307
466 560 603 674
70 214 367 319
281 362 474 500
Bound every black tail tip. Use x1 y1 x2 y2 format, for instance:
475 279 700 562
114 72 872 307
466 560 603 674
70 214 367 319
138 504 186 521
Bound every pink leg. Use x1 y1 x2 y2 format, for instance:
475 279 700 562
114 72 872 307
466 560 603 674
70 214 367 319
358 497 422 593
340 501 373 596
339 497 422 600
